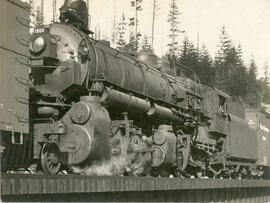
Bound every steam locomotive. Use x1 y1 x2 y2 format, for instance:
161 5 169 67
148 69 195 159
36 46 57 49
1 0 269 179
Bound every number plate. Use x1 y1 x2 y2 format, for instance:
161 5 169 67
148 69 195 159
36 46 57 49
31 59 43 66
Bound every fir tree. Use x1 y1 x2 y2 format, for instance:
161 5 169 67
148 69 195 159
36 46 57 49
116 13 127 50
263 60 269 83
246 57 260 107
198 45 214 83
214 26 248 100
214 26 233 93
129 0 143 50
261 60 270 103
141 35 152 52
229 62 248 99
177 37 199 78
215 26 232 65
111 8 117 48
167 0 183 61
228 45 248 99
236 44 244 66
122 31 139 55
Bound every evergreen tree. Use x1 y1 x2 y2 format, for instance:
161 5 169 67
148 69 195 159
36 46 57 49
214 26 248 100
129 0 143 50
263 60 269 83
141 35 152 52
214 26 232 92
124 31 137 54
198 45 214 83
111 8 117 48
261 60 270 103
116 13 127 50
167 0 183 62
246 57 260 107
177 37 199 78
177 39 213 83
236 44 244 66
228 45 248 99
214 26 232 65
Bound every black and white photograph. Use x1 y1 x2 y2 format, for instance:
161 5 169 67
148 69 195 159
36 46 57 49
0 0 270 202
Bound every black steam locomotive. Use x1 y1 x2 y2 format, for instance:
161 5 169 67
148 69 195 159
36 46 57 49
1 0 269 179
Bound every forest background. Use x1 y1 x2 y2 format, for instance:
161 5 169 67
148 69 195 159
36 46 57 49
29 0 270 108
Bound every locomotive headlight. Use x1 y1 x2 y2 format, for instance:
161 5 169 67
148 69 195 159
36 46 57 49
30 36 45 53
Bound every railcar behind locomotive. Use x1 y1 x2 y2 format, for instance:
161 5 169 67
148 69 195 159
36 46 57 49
1 0 269 179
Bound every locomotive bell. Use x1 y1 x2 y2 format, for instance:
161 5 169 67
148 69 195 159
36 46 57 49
137 52 158 68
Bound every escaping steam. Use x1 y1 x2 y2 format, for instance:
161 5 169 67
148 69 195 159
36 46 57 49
71 156 127 176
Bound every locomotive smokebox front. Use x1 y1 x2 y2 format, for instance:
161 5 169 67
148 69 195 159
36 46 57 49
61 96 111 166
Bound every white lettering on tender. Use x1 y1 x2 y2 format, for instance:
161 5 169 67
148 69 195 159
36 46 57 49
248 120 255 125
260 124 270 133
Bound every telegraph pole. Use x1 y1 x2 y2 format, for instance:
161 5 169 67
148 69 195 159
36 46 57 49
151 0 156 50
53 0 56 22
135 0 138 50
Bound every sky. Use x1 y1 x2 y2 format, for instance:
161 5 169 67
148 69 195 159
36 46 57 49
28 0 270 78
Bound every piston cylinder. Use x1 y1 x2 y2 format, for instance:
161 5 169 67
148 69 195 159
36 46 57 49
101 87 151 114
147 103 183 123
61 96 111 165
101 87 184 124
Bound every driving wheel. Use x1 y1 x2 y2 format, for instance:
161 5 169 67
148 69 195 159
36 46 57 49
40 143 61 175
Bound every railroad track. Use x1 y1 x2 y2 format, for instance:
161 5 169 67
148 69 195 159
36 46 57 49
1 173 270 202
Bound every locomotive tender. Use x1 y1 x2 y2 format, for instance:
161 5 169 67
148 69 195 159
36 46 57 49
1 0 269 179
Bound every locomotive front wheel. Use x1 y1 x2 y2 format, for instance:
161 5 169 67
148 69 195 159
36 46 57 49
40 143 61 175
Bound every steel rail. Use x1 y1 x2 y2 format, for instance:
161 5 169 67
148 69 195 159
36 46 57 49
1 173 270 196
